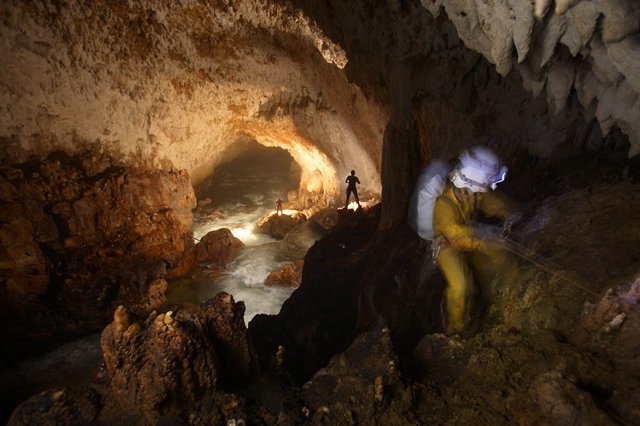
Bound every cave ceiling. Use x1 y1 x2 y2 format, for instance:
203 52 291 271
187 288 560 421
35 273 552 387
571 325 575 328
0 0 386 201
1 0 639 198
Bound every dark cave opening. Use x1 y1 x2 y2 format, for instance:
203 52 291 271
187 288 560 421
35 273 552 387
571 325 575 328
195 141 301 214
167 141 319 324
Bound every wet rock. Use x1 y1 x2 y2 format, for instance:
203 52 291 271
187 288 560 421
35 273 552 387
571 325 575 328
194 228 244 265
264 260 303 288
8 387 100 426
301 322 412 424
257 213 307 240
100 294 255 421
0 151 195 360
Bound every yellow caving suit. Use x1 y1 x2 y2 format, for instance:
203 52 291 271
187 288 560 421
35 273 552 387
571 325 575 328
433 184 515 334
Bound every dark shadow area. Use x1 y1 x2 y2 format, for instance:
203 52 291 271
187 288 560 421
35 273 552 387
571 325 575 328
195 141 301 211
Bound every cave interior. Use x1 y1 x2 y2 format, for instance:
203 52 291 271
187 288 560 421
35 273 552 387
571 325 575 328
1 0 640 424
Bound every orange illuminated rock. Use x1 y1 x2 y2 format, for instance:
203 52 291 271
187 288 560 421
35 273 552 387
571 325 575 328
257 212 307 240
195 228 245 265
264 260 304 288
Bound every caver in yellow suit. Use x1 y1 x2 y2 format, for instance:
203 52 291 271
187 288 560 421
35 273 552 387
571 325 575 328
433 146 519 335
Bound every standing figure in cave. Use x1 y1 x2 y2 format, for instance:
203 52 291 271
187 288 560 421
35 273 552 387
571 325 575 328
276 198 284 215
345 170 361 208
433 146 520 336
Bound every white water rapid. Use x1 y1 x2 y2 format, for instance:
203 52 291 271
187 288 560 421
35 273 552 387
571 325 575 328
167 147 321 324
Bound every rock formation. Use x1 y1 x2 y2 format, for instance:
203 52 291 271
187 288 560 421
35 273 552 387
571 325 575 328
421 0 640 155
99 294 254 423
1 0 640 424
264 260 304 288
0 150 195 360
0 0 384 204
257 212 307 240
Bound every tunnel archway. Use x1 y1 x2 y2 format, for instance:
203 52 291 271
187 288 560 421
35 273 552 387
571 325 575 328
193 139 302 244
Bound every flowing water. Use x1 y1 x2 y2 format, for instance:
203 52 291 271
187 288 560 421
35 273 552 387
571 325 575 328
0 333 102 421
168 147 320 323
1 147 319 419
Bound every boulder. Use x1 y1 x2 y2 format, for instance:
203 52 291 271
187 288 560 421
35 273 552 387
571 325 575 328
100 293 255 422
195 228 244 265
257 213 307 240
264 260 304 288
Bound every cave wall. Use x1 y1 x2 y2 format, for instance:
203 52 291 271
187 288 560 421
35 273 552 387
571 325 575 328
0 0 386 201
422 0 640 156
0 150 195 360
283 0 638 226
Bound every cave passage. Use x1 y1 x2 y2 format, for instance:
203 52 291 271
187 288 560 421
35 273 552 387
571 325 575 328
193 142 301 244
167 142 321 323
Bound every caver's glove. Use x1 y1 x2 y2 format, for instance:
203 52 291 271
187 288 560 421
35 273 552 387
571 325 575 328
501 212 522 240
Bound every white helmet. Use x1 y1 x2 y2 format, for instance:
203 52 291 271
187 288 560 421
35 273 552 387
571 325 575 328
450 146 508 192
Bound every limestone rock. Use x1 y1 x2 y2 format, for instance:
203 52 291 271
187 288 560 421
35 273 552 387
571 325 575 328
301 323 409 424
101 307 221 421
195 228 244 265
509 0 535 64
581 276 640 372
264 260 304 288
0 151 196 357
528 367 612 424
607 35 640 95
0 0 384 202
200 294 257 384
601 0 640 43
8 387 101 426
257 213 307 240
423 0 640 155
100 296 254 421
546 52 576 113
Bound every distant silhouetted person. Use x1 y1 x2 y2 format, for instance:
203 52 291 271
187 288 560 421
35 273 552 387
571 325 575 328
276 198 284 215
345 170 361 208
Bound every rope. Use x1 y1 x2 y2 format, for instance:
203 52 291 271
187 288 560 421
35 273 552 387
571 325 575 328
499 237 601 299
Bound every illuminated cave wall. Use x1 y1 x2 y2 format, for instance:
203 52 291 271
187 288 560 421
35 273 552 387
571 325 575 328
0 0 386 202
2 0 639 212
282 0 639 226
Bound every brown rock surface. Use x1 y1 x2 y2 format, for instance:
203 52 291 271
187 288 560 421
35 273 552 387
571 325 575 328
264 260 304 288
257 213 307 240
100 293 255 422
0 151 196 359
8 387 101 426
195 228 244 265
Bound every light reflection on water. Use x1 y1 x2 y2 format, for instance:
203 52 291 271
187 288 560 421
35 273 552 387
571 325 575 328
171 220 320 324
170 148 319 324
0 147 316 417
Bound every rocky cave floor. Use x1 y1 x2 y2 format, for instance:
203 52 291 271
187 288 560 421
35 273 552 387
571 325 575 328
6 155 640 425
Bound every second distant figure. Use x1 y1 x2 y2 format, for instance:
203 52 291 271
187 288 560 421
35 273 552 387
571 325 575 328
345 170 361 208
276 198 284 215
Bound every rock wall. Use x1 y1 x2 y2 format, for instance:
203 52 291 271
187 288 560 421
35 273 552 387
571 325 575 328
99 294 254 423
0 0 385 201
0 150 195 359
421 0 640 156
282 0 637 226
